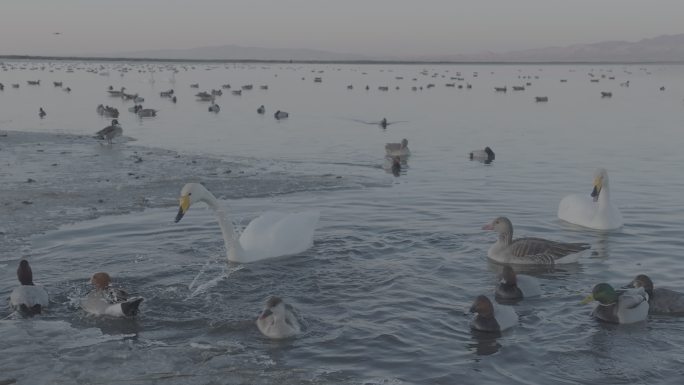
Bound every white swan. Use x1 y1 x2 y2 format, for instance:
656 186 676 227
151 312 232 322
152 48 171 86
558 168 623 230
81 272 143 317
256 296 301 339
174 183 319 263
10 260 49 316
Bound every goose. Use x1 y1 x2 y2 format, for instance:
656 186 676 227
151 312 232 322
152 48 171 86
385 138 410 157
81 272 143 317
274 110 289 120
469 295 518 333
495 265 541 300
9 260 49 316
256 296 301 339
94 119 123 144
482 216 590 265
174 183 319 263
581 283 648 324
558 168 623 230
257 105 265 114
625 274 684 315
469 146 495 163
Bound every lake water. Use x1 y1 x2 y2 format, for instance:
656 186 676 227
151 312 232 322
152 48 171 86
1 60 684 384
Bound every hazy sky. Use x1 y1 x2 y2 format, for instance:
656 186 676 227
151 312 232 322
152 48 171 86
1 0 683 56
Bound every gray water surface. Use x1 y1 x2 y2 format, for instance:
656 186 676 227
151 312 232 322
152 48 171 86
1 61 684 384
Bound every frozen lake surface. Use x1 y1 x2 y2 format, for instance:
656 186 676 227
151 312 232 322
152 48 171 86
1 60 684 384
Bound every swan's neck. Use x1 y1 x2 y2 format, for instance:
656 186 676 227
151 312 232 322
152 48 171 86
598 183 610 207
203 192 245 262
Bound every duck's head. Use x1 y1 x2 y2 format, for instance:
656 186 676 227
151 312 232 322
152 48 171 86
259 296 285 320
626 274 654 297
482 216 513 235
500 265 517 286
591 168 608 202
91 272 111 290
175 183 209 223
581 283 618 305
469 295 495 317
17 260 34 286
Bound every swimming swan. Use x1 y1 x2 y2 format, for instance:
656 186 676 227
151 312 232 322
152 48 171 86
256 296 301 339
174 183 319 263
558 168 623 230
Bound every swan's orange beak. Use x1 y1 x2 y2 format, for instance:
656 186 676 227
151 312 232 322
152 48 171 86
175 195 190 223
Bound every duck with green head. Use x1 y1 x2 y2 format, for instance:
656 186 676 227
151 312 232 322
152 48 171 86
581 283 649 324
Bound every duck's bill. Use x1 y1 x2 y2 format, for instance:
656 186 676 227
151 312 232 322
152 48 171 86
580 294 594 305
174 195 190 223
591 185 600 202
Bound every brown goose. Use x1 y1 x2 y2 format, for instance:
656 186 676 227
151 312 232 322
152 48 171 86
482 217 590 265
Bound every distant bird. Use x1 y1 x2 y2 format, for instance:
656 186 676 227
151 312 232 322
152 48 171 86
39 107 46 118
172 96 177 103
10 260 49 317
94 119 123 144
137 108 157 118
208 103 220 113
256 296 301 339
469 146 495 163
380 118 388 129
53 32 61 35
274 110 289 120
482 216 590 265
385 138 410 157
257 105 265 114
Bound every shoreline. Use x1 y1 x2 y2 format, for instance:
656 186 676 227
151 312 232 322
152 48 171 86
1 55 683 65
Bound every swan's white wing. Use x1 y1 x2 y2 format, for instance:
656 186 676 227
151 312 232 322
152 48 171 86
558 194 596 226
239 210 319 261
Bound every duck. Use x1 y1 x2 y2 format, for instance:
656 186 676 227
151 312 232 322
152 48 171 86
625 274 684 315
385 138 410 157
495 265 541 300
581 283 649 324
482 217 590 265
469 146 495 163
81 272 143 317
274 110 289 120
174 183 319 263
9 260 49 316
469 295 518 333
137 108 157 118
257 105 265 114
94 119 123 144
558 168 623 230
256 296 301 339
38 107 46 118
379 118 388 129
208 103 220 113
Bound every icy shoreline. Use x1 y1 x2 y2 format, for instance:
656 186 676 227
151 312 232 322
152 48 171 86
0 130 355 260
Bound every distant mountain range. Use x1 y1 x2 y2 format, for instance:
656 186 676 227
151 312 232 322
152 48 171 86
82 33 684 62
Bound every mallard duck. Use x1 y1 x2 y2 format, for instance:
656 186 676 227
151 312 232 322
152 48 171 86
581 283 649 324
482 217 590 265
625 274 684 315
